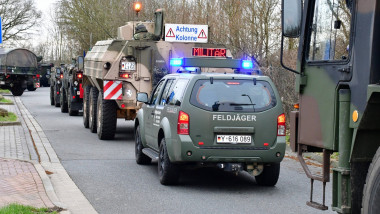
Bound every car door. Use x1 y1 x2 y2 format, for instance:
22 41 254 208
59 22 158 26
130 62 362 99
144 79 165 147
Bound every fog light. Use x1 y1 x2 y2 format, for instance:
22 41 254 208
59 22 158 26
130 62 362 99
187 151 192 156
276 152 281 157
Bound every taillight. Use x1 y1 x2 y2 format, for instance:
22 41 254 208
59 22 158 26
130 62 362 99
277 113 286 136
36 74 40 78
119 73 130 79
177 111 189 135
77 73 83 79
60 74 63 79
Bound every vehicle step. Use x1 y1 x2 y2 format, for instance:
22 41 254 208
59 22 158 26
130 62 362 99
142 148 159 161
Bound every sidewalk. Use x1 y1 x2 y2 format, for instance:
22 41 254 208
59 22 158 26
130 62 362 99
0 94 97 213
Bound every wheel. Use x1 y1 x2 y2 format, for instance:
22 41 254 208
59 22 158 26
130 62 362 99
158 138 179 185
83 86 92 128
10 85 24 96
255 163 280 186
60 87 68 113
96 92 117 140
88 87 99 133
135 125 151 165
362 147 380 214
68 88 78 116
50 86 54 105
27 84 36 91
54 85 60 107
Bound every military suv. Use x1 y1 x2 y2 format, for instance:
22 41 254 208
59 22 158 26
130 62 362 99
135 71 285 185
49 66 64 107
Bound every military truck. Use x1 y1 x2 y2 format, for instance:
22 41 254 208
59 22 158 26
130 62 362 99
281 0 380 213
38 63 54 87
0 48 39 96
60 57 84 115
49 66 65 107
83 9 234 140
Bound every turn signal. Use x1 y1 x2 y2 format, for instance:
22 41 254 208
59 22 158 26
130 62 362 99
177 111 189 135
119 73 130 79
134 2 142 12
293 103 299 109
277 113 286 136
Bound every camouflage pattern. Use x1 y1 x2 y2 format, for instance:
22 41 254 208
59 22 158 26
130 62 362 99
133 32 160 41
283 0 380 213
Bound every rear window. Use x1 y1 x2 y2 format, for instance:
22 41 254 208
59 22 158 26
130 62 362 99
190 79 276 112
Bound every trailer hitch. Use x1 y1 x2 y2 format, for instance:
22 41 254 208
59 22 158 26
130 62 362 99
298 145 332 210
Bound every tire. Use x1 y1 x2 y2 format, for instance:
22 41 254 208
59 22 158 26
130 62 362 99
54 85 60 107
68 88 78 116
27 84 36 91
83 86 91 128
135 125 151 165
362 147 380 214
50 86 54 105
96 92 117 140
11 86 24 96
60 87 68 113
255 163 280 186
158 138 180 185
89 87 99 133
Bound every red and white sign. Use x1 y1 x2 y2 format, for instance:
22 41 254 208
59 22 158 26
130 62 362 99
35 83 40 88
104 81 122 100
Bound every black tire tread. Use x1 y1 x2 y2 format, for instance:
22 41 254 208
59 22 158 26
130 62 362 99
135 125 151 165
255 163 280 186
50 86 54 105
83 86 91 128
97 92 117 140
68 88 78 116
362 147 380 214
158 139 180 185
89 87 98 133
60 88 68 113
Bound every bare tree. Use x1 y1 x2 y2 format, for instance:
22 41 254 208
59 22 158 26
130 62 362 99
0 0 41 42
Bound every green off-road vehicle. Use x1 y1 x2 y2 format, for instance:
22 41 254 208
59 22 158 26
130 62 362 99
135 57 285 185
50 66 65 107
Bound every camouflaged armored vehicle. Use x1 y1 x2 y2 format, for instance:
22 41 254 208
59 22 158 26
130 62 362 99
135 57 285 185
0 48 40 96
282 0 380 213
60 57 84 115
82 9 234 140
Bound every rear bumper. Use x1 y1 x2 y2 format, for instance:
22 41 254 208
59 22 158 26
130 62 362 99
167 135 286 163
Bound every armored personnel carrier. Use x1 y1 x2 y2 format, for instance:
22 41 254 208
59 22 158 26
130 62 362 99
83 9 234 140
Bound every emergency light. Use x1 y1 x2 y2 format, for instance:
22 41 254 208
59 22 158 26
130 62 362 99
170 58 183 66
242 60 253 69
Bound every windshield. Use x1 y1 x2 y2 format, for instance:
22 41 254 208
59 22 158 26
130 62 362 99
190 79 276 112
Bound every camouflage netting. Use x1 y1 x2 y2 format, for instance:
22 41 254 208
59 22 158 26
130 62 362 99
0 108 8 117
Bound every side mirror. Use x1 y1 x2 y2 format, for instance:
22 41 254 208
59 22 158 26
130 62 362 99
78 56 84 70
282 0 302 38
137 92 149 103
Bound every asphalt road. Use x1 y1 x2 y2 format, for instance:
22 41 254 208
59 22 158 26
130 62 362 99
21 88 335 214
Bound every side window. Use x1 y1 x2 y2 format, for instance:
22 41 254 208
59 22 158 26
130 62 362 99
167 79 189 106
308 0 352 61
159 79 175 106
150 80 165 105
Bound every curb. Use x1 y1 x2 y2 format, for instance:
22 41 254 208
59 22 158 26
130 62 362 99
33 163 68 211
0 118 21 126
0 102 14 105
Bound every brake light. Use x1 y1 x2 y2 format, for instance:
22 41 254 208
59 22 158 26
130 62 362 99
60 74 63 79
277 113 286 136
77 73 83 79
119 73 130 78
36 74 40 78
177 111 189 135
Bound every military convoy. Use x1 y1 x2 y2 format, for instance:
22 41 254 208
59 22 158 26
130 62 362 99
0 48 40 96
282 0 380 213
81 9 234 140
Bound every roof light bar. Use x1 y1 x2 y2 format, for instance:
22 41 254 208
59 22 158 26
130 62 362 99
242 60 253 69
170 58 183 67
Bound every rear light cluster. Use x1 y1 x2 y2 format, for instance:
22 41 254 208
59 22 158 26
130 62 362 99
277 113 286 136
77 73 83 79
177 111 189 135
119 73 130 79
60 74 63 79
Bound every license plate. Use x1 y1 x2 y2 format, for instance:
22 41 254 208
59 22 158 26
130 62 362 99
217 135 252 144
121 62 136 71
77 91 80 95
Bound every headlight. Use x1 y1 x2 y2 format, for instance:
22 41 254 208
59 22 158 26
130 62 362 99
74 81 78 86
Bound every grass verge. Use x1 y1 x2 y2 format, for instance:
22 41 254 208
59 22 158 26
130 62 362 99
0 204 57 214
0 112 17 122
0 89 10 93
0 98 12 103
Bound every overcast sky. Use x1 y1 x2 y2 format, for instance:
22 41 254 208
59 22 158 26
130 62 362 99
30 0 58 46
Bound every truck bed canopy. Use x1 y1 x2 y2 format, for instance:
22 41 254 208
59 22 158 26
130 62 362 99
0 48 38 68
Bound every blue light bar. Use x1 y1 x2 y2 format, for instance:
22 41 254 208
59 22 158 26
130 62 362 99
170 58 183 66
242 60 253 69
